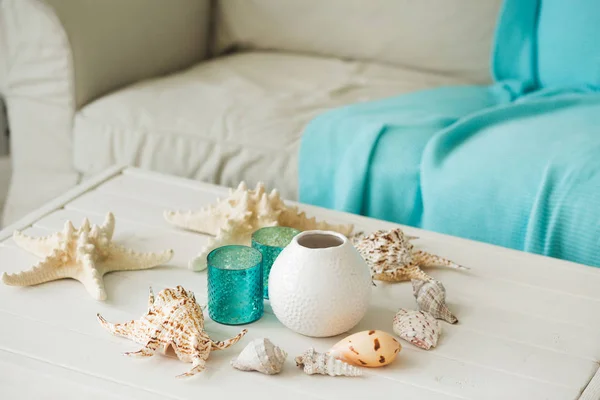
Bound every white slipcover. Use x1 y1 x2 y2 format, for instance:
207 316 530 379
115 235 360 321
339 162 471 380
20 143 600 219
73 51 473 200
0 0 211 224
0 0 502 224
215 0 502 83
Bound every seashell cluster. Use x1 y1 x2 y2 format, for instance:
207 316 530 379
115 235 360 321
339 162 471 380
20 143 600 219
329 330 401 367
412 279 458 324
393 308 441 350
295 348 362 377
97 286 247 378
231 338 287 375
165 182 354 271
2 212 173 300
353 228 468 282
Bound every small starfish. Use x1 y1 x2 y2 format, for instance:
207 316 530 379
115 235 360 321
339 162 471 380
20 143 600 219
353 228 468 282
2 213 174 300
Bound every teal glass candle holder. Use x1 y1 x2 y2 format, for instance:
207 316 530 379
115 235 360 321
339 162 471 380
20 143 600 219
207 245 263 325
252 226 301 299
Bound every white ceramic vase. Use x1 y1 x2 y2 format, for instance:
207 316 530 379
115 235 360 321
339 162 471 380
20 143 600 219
268 230 372 337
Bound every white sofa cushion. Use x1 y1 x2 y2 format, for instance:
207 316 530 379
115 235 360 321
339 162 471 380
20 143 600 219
73 51 472 199
214 0 503 84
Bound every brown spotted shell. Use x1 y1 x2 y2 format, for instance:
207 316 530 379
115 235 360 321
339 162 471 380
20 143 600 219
353 228 468 282
97 286 248 378
329 330 401 367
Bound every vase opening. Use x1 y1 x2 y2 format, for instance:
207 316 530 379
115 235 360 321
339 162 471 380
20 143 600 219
297 232 344 249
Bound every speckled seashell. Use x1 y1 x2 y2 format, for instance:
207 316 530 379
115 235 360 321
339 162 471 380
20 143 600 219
412 279 458 324
354 228 468 283
329 330 401 367
393 309 441 350
164 182 354 271
295 348 362 377
97 286 248 378
231 338 287 375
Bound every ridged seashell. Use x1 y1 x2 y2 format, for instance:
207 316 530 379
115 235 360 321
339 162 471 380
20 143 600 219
329 330 401 367
295 348 362 377
97 286 247 378
164 182 354 270
231 338 287 375
353 228 468 282
412 279 458 324
393 309 441 350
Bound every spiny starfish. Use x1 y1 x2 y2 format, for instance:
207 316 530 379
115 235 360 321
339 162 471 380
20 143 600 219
353 228 468 282
2 213 174 300
164 182 353 271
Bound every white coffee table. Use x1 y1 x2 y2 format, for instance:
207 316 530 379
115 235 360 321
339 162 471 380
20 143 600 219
1 166 599 400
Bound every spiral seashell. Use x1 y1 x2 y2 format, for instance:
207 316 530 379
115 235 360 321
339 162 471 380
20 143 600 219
295 348 362 377
231 338 287 375
412 279 458 324
353 228 468 282
98 286 247 378
393 309 441 350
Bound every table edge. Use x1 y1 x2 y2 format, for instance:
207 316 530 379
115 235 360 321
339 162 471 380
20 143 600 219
580 367 600 400
0 165 128 240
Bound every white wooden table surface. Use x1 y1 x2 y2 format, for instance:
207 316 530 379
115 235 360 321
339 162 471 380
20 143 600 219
1 166 599 400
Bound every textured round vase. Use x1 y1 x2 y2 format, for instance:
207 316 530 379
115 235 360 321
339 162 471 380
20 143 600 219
268 230 372 337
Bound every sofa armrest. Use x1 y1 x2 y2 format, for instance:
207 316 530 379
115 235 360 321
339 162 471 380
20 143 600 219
42 0 212 108
0 0 211 224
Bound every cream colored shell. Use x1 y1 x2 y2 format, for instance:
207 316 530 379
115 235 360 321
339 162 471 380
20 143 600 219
98 286 248 378
295 348 362 377
164 182 354 270
2 213 173 301
412 279 458 324
353 228 468 282
231 338 287 375
393 308 441 350
329 330 401 367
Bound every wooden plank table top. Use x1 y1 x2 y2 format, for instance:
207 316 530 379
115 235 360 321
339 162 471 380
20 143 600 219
1 166 599 400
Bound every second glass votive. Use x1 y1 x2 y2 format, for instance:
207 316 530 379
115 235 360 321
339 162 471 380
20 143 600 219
252 226 301 299
207 245 263 325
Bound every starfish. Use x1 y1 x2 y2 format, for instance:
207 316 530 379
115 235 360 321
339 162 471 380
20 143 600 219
353 228 469 282
2 213 174 300
164 182 353 271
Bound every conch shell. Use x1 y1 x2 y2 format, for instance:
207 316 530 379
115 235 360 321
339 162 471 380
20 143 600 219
393 308 441 350
231 338 287 375
353 228 468 282
295 348 362 377
165 182 353 270
97 286 247 378
329 330 401 367
412 279 458 324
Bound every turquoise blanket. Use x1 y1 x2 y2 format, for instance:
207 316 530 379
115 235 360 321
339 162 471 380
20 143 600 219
299 0 600 267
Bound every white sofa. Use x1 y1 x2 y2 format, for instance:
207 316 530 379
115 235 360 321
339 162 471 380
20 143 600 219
0 0 502 224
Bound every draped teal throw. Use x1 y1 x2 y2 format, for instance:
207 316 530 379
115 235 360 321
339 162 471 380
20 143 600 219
299 0 600 267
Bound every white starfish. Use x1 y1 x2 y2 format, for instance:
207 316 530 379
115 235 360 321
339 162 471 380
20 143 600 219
2 213 174 301
164 182 354 271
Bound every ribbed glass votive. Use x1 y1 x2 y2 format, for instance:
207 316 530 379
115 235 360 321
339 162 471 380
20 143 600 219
207 245 263 325
251 226 301 299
